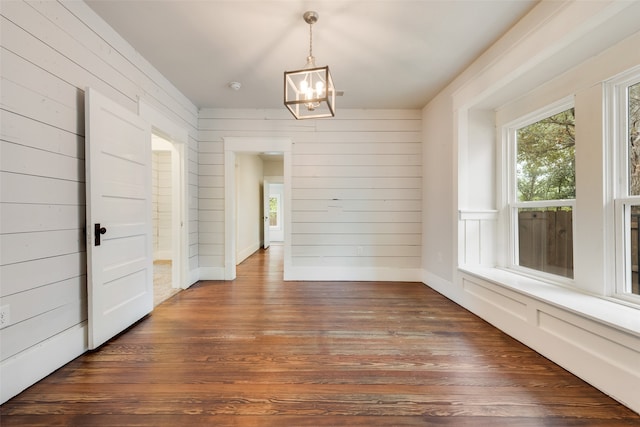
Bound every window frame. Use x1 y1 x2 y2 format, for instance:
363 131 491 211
504 97 576 285
269 193 281 230
610 68 640 304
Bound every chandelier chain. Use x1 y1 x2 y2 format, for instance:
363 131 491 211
308 23 313 58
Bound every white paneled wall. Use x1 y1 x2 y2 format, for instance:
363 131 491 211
152 153 159 255
0 1 198 403
199 108 422 280
458 210 498 267
152 151 172 260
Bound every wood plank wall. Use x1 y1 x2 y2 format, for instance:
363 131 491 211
0 1 199 403
152 151 172 260
199 108 422 278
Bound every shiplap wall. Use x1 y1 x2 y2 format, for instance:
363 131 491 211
199 108 422 280
0 0 199 403
152 151 172 260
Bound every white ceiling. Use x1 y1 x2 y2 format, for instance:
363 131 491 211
85 0 538 110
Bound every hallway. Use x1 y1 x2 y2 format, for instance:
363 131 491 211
1 245 638 426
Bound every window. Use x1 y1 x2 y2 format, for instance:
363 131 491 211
508 104 575 280
269 194 280 229
614 75 640 299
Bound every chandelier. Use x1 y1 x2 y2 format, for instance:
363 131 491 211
284 11 335 119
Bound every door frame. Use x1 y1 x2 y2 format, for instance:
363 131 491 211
223 137 292 280
139 100 190 289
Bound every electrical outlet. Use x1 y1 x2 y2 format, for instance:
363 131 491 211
0 305 10 327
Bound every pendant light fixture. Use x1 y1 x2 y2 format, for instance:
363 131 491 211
284 11 335 119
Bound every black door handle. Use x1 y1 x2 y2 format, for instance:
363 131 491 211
94 223 107 246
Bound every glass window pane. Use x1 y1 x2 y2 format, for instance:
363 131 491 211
516 108 575 202
628 82 640 195
269 195 279 227
517 207 573 278
629 206 640 295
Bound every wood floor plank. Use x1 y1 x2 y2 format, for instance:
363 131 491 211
1 243 639 426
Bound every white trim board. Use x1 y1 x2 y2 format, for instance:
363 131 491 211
287 267 422 282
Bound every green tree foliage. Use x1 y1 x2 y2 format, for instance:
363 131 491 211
516 108 575 201
269 196 278 226
269 196 278 213
628 82 640 195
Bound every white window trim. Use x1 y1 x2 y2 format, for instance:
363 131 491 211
503 97 576 285
608 66 640 305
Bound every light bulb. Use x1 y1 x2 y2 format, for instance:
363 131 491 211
316 81 324 97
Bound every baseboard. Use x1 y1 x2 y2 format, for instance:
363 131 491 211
237 243 261 265
0 322 87 404
198 267 225 281
188 268 201 286
285 267 422 282
421 269 460 300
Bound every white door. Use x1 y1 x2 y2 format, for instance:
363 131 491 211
85 88 153 350
263 179 270 249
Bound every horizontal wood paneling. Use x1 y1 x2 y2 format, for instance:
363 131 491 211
292 245 421 258
293 165 421 178
1 141 84 182
293 222 420 234
294 177 421 189
294 142 421 155
291 233 422 246
295 154 421 166
315 119 422 132
198 108 421 274
0 296 86 361
198 186 224 199
1 203 82 234
0 172 84 205
295 200 421 212
152 151 172 259
0 110 84 158
0 276 85 329
291 211 421 223
0 0 199 404
0 229 84 266
292 188 421 200
0 253 85 297
293 256 421 269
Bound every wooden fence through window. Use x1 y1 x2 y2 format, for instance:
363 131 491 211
519 210 640 293
518 210 573 278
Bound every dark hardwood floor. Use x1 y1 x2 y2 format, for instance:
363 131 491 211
2 243 639 426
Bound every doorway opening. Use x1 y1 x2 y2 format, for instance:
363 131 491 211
139 100 191 301
223 137 292 280
151 134 181 305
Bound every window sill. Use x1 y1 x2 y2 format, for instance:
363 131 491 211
459 266 640 338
